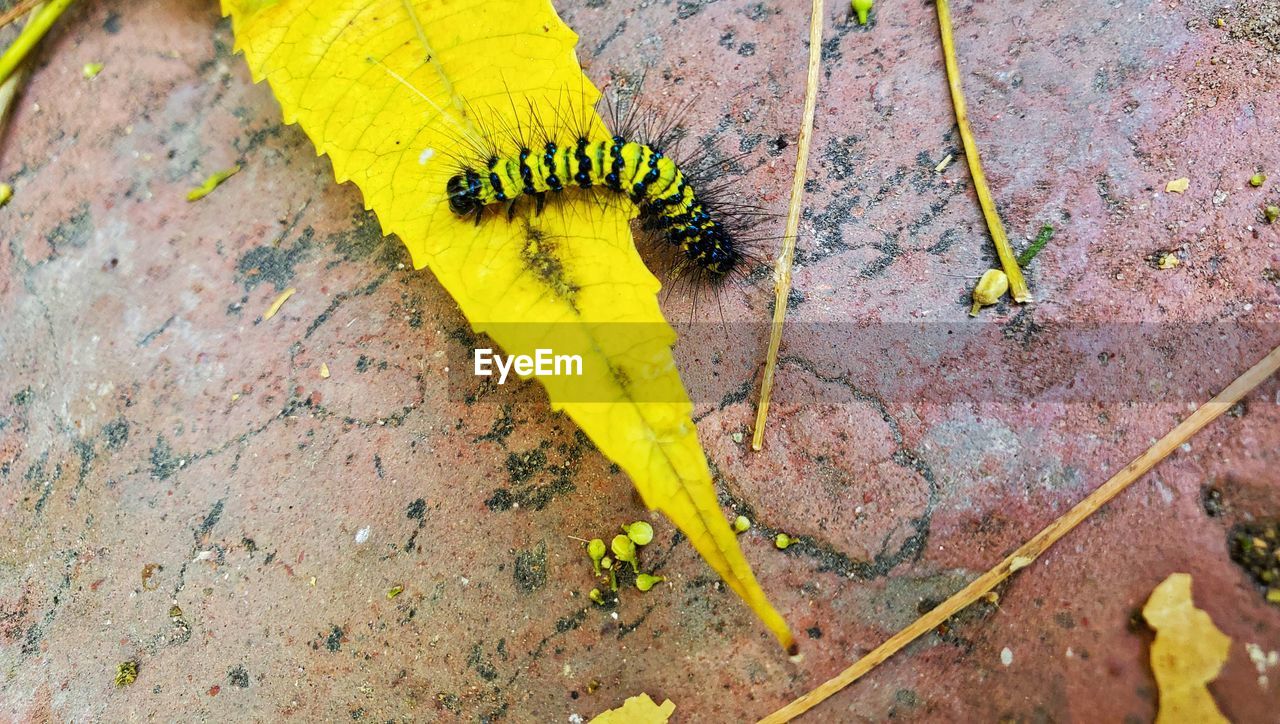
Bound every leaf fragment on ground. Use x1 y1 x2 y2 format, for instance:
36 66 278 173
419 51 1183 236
262 287 296 320
589 693 675 723
1143 573 1231 724
1165 177 1190 193
187 165 240 201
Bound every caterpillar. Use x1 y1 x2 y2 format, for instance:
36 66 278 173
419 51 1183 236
445 133 742 279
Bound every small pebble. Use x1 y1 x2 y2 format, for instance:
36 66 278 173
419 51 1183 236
355 526 371 544
1000 647 1013 666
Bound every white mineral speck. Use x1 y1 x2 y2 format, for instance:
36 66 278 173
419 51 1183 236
355 526 371 544
1001 647 1013 666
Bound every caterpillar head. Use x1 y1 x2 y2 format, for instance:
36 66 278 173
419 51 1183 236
446 173 479 216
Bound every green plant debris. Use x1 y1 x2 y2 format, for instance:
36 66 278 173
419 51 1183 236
1229 521 1280 604
733 515 751 534
636 574 665 592
387 585 404 599
584 523 666 602
0 0 75 88
114 660 139 687
1265 205 1279 224
587 538 606 575
0 183 11 207
1250 173 1267 187
83 61 103 79
1017 224 1054 266
969 269 1009 317
611 534 638 573
851 0 873 24
623 521 653 546
775 533 794 550
186 165 241 201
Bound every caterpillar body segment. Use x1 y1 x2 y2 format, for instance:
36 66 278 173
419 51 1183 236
446 135 740 278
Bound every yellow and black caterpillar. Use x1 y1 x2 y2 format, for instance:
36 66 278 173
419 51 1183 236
446 135 740 278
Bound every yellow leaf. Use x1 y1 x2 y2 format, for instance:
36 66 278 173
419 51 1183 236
262 286 296 320
1165 177 1190 193
220 0 793 649
589 693 675 723
1143 573 1231 724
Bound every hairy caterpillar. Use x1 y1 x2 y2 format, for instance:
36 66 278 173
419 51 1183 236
444 100 754 282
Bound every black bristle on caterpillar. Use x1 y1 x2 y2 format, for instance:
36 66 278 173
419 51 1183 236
445 89 766 283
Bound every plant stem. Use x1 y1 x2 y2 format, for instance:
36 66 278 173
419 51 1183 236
0 1 47 147
1017 224 1054 267
0 0 43 28
752 0 823 451
936 0 1031 302
0 0 73 87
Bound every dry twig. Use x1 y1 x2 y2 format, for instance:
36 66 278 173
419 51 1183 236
752 0 823 451
936 0 1030 302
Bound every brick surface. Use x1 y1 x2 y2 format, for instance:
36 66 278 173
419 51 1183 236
2 0 1279 720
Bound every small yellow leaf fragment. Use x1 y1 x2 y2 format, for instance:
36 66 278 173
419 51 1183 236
589 693 676 724
1165 177 1190 194
320 362 330 379
83 62 104 79
0 182 11 207
1157 253 1181 270
1143 573 1231 724
1009 555 1035 571
387 585 403 599
262 287 296 321
187 165 241 201
114 660 139 687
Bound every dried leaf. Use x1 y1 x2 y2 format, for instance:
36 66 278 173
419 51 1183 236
589 693 675 723
1143 573 1231 724
262 287 296 320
